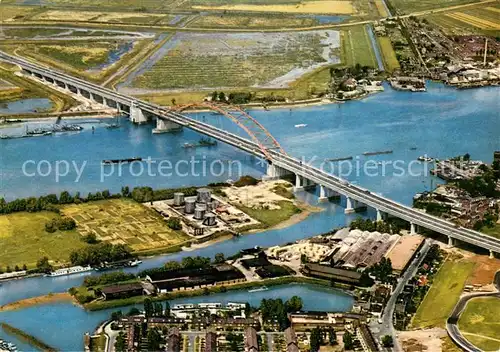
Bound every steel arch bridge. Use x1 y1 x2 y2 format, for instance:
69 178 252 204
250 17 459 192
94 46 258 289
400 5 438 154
170 102 287 160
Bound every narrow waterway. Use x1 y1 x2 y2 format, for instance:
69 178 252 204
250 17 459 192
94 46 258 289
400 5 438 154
366 24 385 71
0 284 353 351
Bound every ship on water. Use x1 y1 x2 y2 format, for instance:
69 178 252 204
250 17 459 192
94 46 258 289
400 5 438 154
248 286 268 293
102 157 142 165
48 265 93 277
363 150 393 156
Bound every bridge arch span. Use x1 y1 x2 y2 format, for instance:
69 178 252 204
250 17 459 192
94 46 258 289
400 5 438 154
170 102 286 160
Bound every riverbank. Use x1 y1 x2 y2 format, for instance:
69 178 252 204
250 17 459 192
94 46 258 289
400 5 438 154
0 292 75 312
0 323 57 352
83 276 349 311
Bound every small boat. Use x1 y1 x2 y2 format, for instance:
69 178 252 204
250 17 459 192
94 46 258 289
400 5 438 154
102 157 142 165
295 124 307 128
248 286 268 293
129 259 142 267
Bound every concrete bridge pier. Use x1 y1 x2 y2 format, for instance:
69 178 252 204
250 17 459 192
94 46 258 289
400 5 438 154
490 250 495 259
294 174 303 192
376 208 384 222
130 104 149 124
448 236 455 247
263 163 290 181
345 196 356 214
153 118 182 133
318 185 329 202
410 222 417 235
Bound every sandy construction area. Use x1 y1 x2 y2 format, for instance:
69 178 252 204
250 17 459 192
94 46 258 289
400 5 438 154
398 328 448 352
193 1 355 14
222 180 292 210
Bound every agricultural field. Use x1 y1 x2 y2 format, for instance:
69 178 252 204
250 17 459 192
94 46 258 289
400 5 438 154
375 0 390 17
3 0 178 11
0 5 37 21
191 1 356 14
377 36 400 71
426 3 500 36
31 10 172 25
458 297 500 351
340 25 378 68
0 211 86 269
128 31 341 90
389 0 482 14
62 199 190 254
412 259 476 329
3 38 150 82
187 13 320 29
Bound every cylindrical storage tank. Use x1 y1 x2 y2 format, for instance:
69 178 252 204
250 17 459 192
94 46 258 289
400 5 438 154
204 213 216 226
173 192 185 206
206 201 214 211
197 188 212 203
196 203 207 211
194 208 206 220
184 199 196 214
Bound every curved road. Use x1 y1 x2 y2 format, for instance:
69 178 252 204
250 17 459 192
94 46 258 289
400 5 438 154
446 271 500 352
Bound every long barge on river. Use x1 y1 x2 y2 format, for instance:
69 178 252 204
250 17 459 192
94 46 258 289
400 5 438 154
363 150 393 156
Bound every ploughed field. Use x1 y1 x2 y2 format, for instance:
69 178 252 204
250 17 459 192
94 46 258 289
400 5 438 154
129 31 341 90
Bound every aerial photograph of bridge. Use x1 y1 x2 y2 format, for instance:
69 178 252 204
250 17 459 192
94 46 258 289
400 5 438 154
0 0 499 351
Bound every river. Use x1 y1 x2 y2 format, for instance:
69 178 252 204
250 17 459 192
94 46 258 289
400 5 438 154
0 82 499 349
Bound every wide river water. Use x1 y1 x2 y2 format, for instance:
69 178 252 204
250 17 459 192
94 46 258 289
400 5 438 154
0 82 498 349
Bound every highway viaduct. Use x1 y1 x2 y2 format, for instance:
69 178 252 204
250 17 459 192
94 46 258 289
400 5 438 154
2 50 500 256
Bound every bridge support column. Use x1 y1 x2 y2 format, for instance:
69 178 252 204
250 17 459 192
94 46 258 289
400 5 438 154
490 250 494 259
153 118 182 133
448 236 455 248
318 185 329 203
410 222 416 235
376 209 384 222
263 163 289 181
130 105 149 124
345 196 355 214
294 174 303 192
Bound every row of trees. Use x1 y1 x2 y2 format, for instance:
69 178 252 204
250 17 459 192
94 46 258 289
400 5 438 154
349 218 406 235
309 327 338 352
143 298 170 319
260 296 303 331
139 253 227 278
83 271 136 288
45 217 76 233
0 185 201 216
69 243 133 267
0 264 28 274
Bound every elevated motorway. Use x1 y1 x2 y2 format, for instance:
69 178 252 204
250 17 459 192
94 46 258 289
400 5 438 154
2 50 500 255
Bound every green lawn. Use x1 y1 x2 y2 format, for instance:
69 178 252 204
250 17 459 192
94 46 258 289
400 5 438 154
0 211 87 270
377 36 400 72
235 200 301 228
458 297 500 351
481 223 500 240
412 260 476 328
341 25 378 68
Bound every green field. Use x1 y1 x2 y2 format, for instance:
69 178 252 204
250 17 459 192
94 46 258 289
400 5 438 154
62 199 190 254
187 13 319 29
388 0 480 14
340 25 378 68
458 297 500 351
235 200 301 228
377 36 400 72
412 260 476 328
0 211 86 269
130 31 336 89
481 223 500 239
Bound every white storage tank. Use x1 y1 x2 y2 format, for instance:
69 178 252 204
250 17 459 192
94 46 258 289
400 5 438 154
197 188 212 203
173 192 185 206
184 199 196 214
